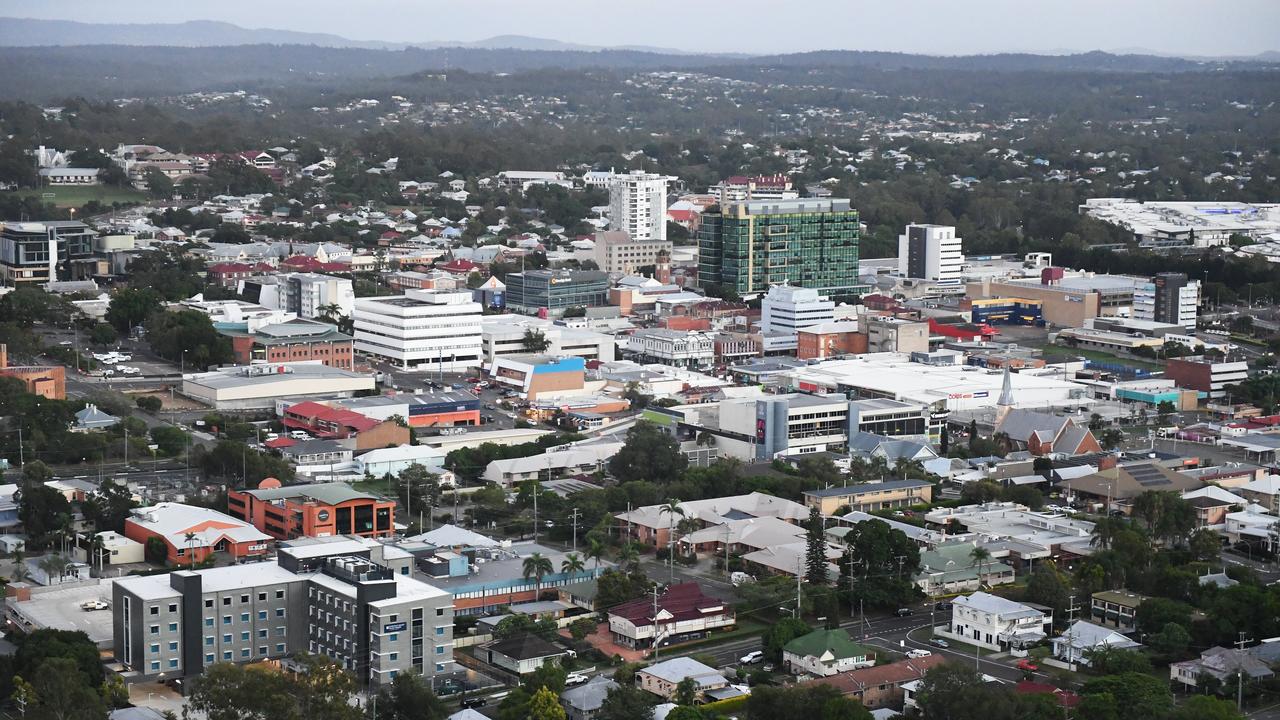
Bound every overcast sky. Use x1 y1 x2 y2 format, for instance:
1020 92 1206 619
2 0 1277 56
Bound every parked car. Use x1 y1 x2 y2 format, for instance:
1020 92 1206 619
761 663 775 672
458 697 487 709
565 673 588 686
895 608 914 617
929 638 950 648
1016 659 1039 672
80 599 109 611
934 602 952 612
905 649 932 659
740 650 764 664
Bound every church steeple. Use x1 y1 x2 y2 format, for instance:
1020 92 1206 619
994 366 1015 426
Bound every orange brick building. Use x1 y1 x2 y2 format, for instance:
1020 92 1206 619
227 479 396 540
220 318 354 370
797 324 868 360
280 401 410 451
124 502 272 564
0 344 66 399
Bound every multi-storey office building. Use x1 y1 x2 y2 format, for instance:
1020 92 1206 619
504 270 610 315
898 224 964 283
0 221 97 284
591 230 673 275
698 199 862 297
760 285 836 335
1133 272 1199 330
353 289 483 371
113 544 453 686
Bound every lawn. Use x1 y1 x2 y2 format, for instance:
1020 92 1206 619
1039 344 1165 371
4 185 147 208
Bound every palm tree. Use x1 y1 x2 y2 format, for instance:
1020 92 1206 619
88 534 108 574
659 499 685 584
183 532 197 568
56 513 74 555
969 546 993 587
618 542 641 572
10 563 30 584
561 553 585 575
522 552 554 599
38 554 68 584
585 538 606 572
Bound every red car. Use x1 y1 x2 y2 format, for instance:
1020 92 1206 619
1016 659 1039 672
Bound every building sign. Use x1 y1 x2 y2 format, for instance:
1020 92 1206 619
383 622 407 633
317 510 330 522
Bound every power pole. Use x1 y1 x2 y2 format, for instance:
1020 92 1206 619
652 586 661 660
17 427 23 468
1237 631 1252 713
532 478 539 543
1064 595 1080 665
795 555 803 619
569 507 581 553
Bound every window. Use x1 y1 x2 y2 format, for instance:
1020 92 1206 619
258 592 267 601
168 623 177 632
436 608 445 617
169 642 178 651
241 632 250 641
150 606 159 616
276 643 285 653
205 599 214 609
389 634 398 642
223 634 232 643
168 659 179 669
240 613 249 622
205 637 213 646
389 653 398 661
204 618 214 627
206 654 215 664
259 646 268 655
436 664 445 673
275 590 284 599
258 629 267 638
223 615 231 625
150 625 159 635
150 661 160 671
275 608 285 617
168 603 178 613
435 627 445 636
240 594 249 604
222 651 232 660
435 646 444 655
277 626 286 636
241 649 250 658
258 611 267 620
150 643 160 654
223 597 231 606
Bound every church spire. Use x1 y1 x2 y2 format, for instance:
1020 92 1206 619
998 366 1014 407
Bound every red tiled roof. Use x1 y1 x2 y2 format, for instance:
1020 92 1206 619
209 262 254 273
263 437 297 449
802 655 945 695
437 259 479 273
1015 681 1081 707
284 401 380 434
609 582 727 627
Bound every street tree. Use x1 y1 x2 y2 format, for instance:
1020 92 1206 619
607 421 687 484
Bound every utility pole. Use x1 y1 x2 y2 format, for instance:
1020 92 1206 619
533 475 539 544
17 427 24 468
569 507 581 552
1064 595 1080 665
652 586 661 661
795 555 803 620
1237 631 1252 713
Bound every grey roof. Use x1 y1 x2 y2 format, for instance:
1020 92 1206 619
483 633 567 661
560 676 617 711
408 523 501 549
640 657 726 686
74 404 120 428
280 438 349 457
244 482 374 505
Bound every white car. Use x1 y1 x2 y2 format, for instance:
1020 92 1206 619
120 366 141 375
740 651 764 665
59 340 73 346
565 673 588 686
905 649 932 659
80 599 109 611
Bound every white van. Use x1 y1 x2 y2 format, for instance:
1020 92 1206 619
906 649 932 659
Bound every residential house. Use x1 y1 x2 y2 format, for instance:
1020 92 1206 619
782 629 875 677
994 409 1101 456
804 655 945 711
558 580 600 612
636 658 732 702
847 432 939 465
608 582 735 650
479 634 571 675
615 492 808 550
1052 620 1142 665
676 515 805 558
1059 460 1204 513
945 591 1051 652
914 541 1016 597
560 675 617 720
73 404 120 431
1171 646 1274 689
1239 476 1280 515
803 479 934 515
1090 590 1146 632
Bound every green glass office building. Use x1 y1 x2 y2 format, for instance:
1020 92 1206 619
698 198 864 297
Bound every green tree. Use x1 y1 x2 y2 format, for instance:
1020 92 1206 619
762 617 811 663
1023 560 1071 617
88 323 117 346
79 479 137 533
527 687 566 720
523 552 554 599
569 617 596 642
674 677 698 707
105 287 163 334
14 629 105 688
1078 672 1173 720
145 309 234 367
1172 695 1244 720
1149 622 1190 657
522 329 552 353
596 684 657 720
607 421 687 484
522 662 568 697
373 672 447 720
805 506 830 585
27 657 106 720
142 166 174 200
16 480 72 551
150 425 190 457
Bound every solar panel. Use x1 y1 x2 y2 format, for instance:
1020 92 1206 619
1128 464 1171 486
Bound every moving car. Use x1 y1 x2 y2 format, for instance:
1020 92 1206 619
740 650 764 664
458 697 487 709
929 638 950 649
80 599 109 611
906 649 932 659
895 608 914 617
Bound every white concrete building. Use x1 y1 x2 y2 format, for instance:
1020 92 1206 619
760 285 836 352
1132 273 1200 331
249 273 355 320
480 315 615 364
946 591 1051 652
898 224 964 283
625 329 714 368
353 289 482 371
608 170 673 242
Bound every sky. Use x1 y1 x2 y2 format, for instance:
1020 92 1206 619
2 0 1278 57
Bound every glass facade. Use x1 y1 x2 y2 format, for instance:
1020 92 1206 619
505 270 609 313
698 199 863 296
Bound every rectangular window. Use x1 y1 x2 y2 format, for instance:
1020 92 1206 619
206 654 215 664
276 643 285 653
204 618 214 627
240 613 249 622
223 634 231 643
223 616 231 625
168 623 177 632
435 646 444 655
241 649 250 658
168 659 179 669
275 590 284 599
205 599 214 608
258 592 267 601
168 603 178 613
223 597 231 606
150 625 159 635
150 661 160 671
258 629 267 638
241 632 249 641
240 595 249 604
258 611 267 620
169 642 178 651
150 643 160 654
276 608 285 617
150 606 159 616
223 651 232 660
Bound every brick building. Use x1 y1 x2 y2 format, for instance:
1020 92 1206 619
0 344 66 399
227 480 396 541
221 318 355 370
124 503 272 565
279 401 409 451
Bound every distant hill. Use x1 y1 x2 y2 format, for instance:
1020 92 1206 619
0 17 692 54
